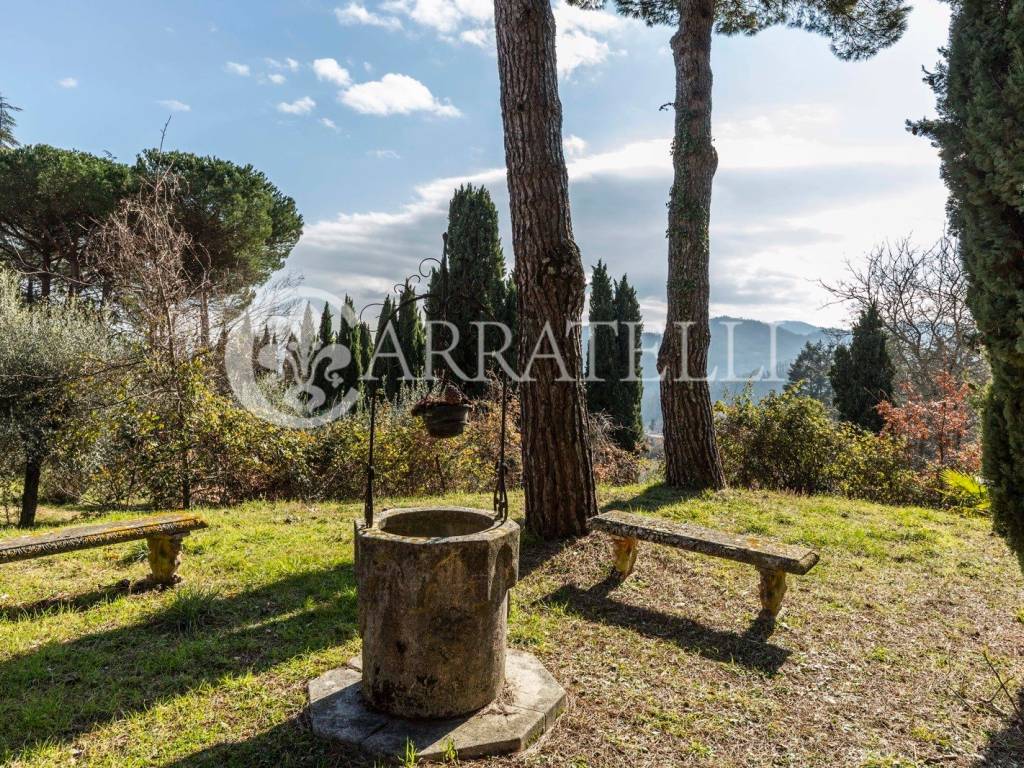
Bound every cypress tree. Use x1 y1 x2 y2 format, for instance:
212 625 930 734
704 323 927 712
397 282 426 382
427 184 508 394
357 320 373 398
830 304 894 432
252 324 273 379
585 261 618 417
911 0 1024 566
371 296 404 400
502 272 518 375
311 303 335 408
613 274 645 451
335 295 364 399
318 303 333 347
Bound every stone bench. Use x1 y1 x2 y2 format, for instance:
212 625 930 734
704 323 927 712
0 513 207 587
591 510 819 616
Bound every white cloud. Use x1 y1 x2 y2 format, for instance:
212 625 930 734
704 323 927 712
459 28 490 47
557 29 611 77
553 2 626 34
277 96 317 115
371 0 627 76
369 148 401 159
157 99 191 112
340 73 460 117
58 77 78 89
380 0 476 33
320 117 339 130
563 134 587 157
313 58 352 87
294 102 944 328
266 57 300 72
225 61 251 76
335 3 402 29
268 73 286 85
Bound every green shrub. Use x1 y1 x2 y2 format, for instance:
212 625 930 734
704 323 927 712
71 375 644 509
716 387 948 507
716 388 842 494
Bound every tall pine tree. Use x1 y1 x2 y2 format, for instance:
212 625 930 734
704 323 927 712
494 0 597 537
613 274 645 451
830 304 894 432
567 0 908 492
911 0 1024 567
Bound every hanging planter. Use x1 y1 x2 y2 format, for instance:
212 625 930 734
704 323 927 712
412 385 471 438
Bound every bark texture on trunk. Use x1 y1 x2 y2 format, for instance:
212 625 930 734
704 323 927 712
19 456 41 528
657 0 727 491
494 0 597 539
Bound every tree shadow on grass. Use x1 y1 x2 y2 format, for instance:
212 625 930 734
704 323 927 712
540 575 791 676
976 686 1024 767
158 717 376 768
517 526 579 582
0 578 151 621
599 483 705 515
0 563 357 762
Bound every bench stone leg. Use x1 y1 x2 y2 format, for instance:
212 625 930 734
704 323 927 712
611 536 639 579
757 568 787 616
147 534 185 586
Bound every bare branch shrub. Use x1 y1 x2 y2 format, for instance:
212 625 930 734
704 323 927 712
822 234 987 395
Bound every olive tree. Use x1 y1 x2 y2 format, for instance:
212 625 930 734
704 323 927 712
0 268 120 526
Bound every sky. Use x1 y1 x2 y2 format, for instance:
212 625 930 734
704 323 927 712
2 0 953 329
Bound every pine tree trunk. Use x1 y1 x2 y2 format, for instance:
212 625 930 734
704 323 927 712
19 456 41 528
494 0 597 539
657 0 727 491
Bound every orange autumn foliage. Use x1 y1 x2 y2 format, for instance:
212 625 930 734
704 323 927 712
876 372 980 472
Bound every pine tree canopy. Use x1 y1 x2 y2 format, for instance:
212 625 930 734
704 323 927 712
568 0 909 60
135 149 303 297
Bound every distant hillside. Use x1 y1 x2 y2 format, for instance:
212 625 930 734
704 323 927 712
638 317 843 432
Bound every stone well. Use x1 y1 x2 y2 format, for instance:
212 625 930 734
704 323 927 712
354 506 520 719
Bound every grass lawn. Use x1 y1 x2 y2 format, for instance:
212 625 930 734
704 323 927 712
1 485 1022 767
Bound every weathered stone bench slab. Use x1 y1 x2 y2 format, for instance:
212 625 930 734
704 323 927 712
0 513 207 586
591 510 819 616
